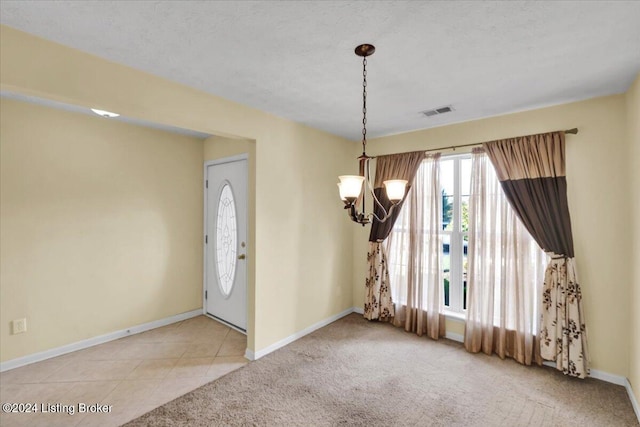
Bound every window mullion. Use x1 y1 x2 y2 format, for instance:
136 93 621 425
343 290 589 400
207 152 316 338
449 159 462 312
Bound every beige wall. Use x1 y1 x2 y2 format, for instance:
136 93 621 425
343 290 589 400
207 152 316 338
353 94 632 377
203 136 257 351
1 25 355 360
626 74 640 400
0 98 203 361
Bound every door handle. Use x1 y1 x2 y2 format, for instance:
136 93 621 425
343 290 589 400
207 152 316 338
238 254 246 260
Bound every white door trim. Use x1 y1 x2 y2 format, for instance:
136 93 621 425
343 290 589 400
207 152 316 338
203 154 249 333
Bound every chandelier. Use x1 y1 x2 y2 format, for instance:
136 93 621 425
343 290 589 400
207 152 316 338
337 44 407 225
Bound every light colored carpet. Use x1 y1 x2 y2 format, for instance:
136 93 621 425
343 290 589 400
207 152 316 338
126 314 638 426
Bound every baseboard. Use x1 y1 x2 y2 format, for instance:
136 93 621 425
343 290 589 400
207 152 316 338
541 361 626 386
352 306 364 315
590 368 627 386
626 379 640 423
252 307 356 360
0 309 202 372
244 348 255 361
542 361 623 385
445 331 464 343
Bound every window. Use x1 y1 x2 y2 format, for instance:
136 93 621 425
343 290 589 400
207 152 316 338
441 155 471 313
216 183 238 297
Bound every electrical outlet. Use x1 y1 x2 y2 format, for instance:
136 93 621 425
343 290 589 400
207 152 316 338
12 318 27 334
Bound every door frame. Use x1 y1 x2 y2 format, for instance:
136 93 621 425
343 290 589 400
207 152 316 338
203 154 249 334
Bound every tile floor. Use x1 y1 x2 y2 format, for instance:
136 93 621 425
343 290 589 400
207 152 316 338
0 315 248 427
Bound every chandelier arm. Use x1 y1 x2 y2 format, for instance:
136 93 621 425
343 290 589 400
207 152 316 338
364 159 390 219
367 203 398 223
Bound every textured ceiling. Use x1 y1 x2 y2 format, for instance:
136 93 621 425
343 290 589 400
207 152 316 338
1 1 639 140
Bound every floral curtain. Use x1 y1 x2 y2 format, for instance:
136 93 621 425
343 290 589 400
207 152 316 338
365 244 393 319
364 151 425 321
483 132 589 378
540 256 588 377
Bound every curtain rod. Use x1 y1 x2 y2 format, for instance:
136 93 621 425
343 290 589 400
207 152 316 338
423 128 579 154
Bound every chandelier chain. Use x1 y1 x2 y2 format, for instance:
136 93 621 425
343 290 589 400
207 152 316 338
362 56 367 154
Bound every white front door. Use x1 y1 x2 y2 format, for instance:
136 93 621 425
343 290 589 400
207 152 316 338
205 156 247 332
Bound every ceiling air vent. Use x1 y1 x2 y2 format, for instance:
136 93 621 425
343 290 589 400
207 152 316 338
421 105 454 117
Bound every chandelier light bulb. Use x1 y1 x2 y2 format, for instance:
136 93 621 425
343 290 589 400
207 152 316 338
383 180 408 202
337 175 365 203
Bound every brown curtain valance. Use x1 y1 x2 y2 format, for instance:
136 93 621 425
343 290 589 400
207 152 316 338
368 151 425 243
483 132 574 257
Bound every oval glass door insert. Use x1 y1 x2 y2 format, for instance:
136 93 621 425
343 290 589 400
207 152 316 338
215 182 237 297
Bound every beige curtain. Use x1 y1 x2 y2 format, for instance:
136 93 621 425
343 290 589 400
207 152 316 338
483 132 589 378
364 151 425 321
386 154 445 339
465 149 547 365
